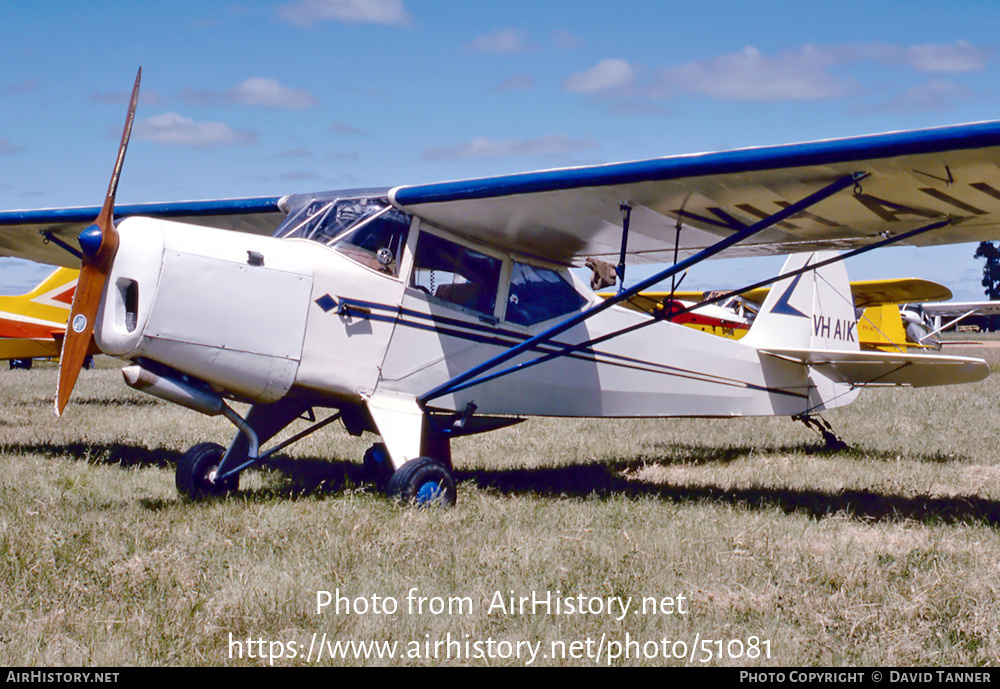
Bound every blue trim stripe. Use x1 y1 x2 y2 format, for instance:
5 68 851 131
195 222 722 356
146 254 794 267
0 197 284 226
392 120 1000 206
331 297 808 400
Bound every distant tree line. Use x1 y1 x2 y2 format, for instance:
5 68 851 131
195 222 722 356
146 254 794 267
975 241 1000 330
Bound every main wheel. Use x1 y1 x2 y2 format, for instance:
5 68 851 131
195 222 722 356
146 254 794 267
386 457 456 507
363 442 393 490
176 442 239 500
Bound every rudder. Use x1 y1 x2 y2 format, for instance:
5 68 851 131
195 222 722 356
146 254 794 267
743 251 859 353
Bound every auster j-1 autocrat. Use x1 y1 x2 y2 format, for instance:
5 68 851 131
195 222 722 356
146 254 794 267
3 68 1000 506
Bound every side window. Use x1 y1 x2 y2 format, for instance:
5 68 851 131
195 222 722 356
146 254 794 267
333 208 411 276
410 232 501 317
506 262 588 327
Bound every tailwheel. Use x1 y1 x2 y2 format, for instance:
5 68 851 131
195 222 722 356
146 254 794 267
176 442 239 500
387 457 457 507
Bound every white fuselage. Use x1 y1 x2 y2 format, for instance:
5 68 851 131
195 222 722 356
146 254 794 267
95 215 851 421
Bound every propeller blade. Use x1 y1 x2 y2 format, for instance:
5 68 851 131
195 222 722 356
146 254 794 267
55 68 141 416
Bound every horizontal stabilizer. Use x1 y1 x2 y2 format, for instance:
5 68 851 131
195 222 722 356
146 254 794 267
759 347 989 388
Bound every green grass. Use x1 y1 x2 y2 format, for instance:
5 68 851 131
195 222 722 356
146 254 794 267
3 350 1000 666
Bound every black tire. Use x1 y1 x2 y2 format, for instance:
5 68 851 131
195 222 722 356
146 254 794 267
9 358 32 370
386 457 456 507
363 442 393 490
176 442 238 500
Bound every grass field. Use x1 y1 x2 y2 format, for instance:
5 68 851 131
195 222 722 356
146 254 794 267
3 346 1000 667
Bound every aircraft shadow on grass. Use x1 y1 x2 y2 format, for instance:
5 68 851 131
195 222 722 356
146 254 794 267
6 439 1000 526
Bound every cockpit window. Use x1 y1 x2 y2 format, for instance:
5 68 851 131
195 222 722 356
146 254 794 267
505 262 588 326
411 232 501 317
278 195 411 276
281 196 389 242
332 207 411 275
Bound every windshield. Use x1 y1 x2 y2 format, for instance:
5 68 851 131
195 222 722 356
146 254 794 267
280 196 391 244
276 193 412 276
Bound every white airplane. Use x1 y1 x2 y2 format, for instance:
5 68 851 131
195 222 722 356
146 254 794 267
2 68 1000 507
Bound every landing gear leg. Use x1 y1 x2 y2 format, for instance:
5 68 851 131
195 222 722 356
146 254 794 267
795 414 849 451
363 443 393 490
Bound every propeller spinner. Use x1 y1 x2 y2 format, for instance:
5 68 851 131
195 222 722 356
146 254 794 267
55 67 141 416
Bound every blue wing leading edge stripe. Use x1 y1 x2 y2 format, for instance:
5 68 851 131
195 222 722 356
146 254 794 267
392 120 1000 206
0 197 285 226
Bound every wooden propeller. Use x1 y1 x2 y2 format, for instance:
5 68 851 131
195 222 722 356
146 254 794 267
55 68 141 416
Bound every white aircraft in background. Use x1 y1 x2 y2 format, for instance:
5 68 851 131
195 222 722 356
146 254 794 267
1 68 999 507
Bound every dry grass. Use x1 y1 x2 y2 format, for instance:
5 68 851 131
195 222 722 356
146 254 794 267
2 348 1000 666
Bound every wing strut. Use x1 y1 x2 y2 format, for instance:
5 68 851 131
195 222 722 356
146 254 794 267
418 171 868 406
616 202 632 291
917 308 980 344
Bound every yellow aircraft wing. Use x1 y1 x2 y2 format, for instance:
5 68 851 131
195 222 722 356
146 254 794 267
740 277 952 308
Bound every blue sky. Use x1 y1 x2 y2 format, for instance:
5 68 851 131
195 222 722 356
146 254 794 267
2 0 1000 299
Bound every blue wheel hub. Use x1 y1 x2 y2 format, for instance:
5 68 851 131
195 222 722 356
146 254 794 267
416 480 444 504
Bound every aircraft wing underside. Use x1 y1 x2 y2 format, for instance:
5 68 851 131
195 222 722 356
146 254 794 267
919 300 1000 317
0 197 287 267
390 121 1000 264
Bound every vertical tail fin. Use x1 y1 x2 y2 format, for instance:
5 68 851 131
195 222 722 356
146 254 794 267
742 251 861 414
743 251 858 352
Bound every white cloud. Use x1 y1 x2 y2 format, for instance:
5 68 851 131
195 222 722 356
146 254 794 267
330 121 371 135
424 135 597 160
499 74 535 91
134 113 258 149
229 78 318 110
1 79 37 96
468 28 535 54
565 59 636 95
658 45 849 102
852 79 973 114
904 40 989 73
551 29 585 51
276 0 411 27
645 41 989 104
0 138 24 155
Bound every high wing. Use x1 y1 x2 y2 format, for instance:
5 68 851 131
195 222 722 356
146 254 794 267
0 197 287 267
740 277 953 308
919 300 1000 317
6 121 1000 267
390 120 1000 264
